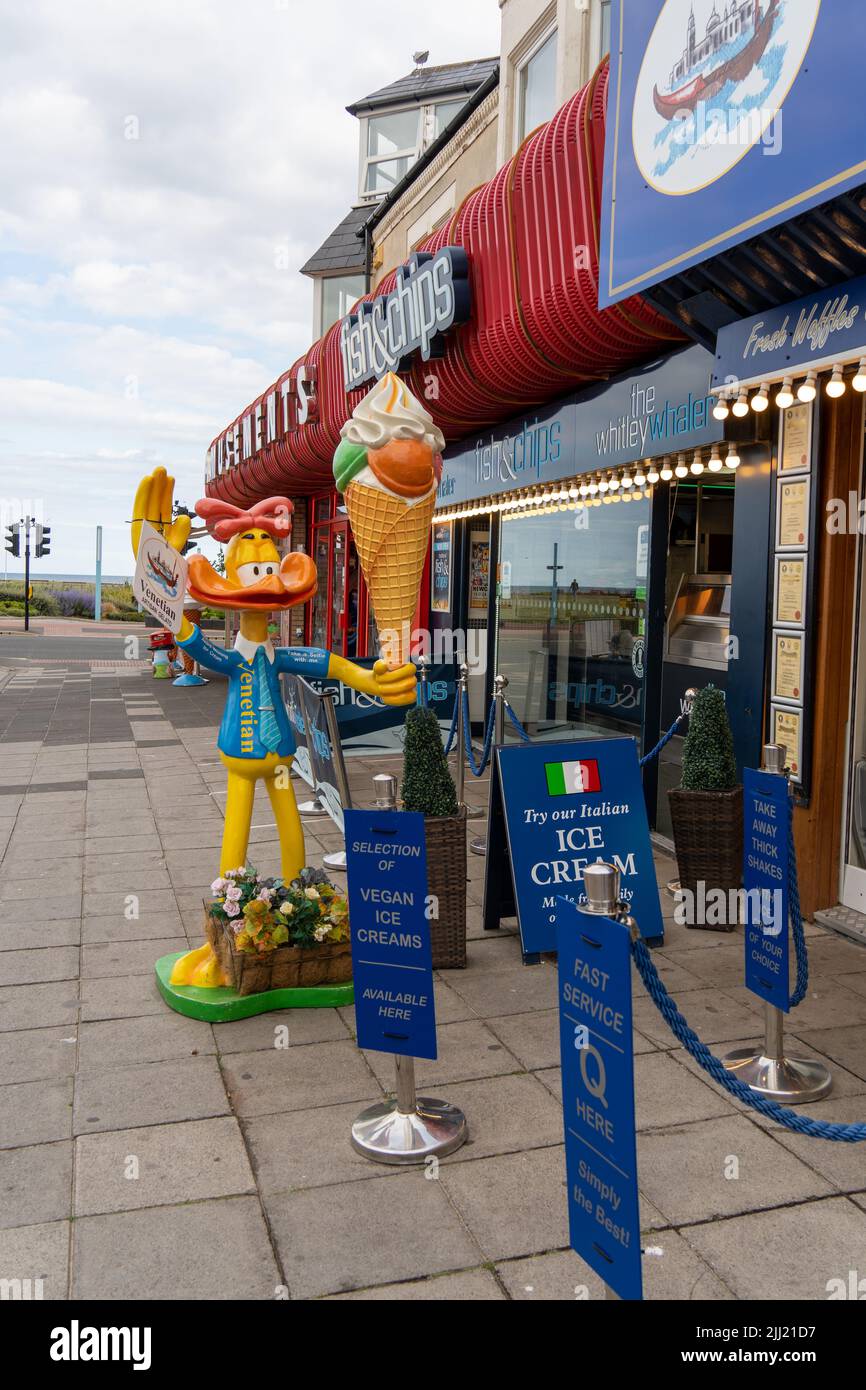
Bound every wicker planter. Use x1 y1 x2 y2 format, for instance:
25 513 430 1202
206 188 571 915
668 785 744 931
423 810 468 969
205 909 352 996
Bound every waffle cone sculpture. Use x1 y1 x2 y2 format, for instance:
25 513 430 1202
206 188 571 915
334 373 445 668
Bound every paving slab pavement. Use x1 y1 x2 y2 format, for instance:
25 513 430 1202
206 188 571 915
2 656 866 1300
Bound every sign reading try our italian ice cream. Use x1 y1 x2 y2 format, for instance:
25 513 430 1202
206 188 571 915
334 373 444 669
490 737 664 953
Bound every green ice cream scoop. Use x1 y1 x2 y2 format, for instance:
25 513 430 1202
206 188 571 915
333 437 368 495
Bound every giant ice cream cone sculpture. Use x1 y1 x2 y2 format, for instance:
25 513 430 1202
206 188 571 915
334 373 444 668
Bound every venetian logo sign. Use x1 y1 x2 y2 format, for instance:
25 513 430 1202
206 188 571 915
633 0 821 196
340 247 470 391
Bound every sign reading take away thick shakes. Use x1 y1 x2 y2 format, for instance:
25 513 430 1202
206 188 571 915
742 766 790 1012
483 738 663 954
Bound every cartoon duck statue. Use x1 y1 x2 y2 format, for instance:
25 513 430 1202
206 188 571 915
130 467 416 989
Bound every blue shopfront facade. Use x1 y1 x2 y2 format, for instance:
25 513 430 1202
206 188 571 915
430 343 767 831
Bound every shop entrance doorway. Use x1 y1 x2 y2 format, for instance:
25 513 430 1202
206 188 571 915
309 494 370 658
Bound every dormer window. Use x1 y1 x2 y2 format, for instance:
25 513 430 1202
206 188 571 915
364 108 421 196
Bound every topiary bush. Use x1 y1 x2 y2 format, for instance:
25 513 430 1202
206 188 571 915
401 705 458 817
681 686 737 791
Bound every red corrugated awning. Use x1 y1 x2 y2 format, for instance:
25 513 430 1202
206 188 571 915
206 61 681 507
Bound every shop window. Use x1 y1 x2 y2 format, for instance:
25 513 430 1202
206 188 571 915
517 29 558 142
496 499 649 741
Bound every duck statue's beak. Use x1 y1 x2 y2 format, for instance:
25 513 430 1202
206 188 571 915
186 552 318 611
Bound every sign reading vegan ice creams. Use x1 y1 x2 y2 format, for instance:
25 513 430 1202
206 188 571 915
334 373 444 669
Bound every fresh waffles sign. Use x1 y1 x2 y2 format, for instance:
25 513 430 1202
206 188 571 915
598 1 862 307
340 248 470 391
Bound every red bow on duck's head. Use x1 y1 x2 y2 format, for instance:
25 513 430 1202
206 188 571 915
196 497 294 542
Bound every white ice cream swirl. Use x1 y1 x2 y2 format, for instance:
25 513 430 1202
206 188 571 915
341 372 445 455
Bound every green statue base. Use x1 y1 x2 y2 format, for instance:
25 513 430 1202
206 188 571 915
155 952 354 1021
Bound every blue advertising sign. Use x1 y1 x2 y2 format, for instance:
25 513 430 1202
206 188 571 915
557 902 642 1300
599 1 865 308
438 346 720 506
344 808 437 1061
713 273 866 392
743 766 790 1012
494 738 664 954
298 681 344 830
288 660 456 749
283 672 313 788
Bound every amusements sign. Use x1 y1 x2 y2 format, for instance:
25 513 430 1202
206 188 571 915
133 522 188 634
483 738 664 954
557 901 642 1300
344 809 437 1060
599 1 861 307
743 766 790 1013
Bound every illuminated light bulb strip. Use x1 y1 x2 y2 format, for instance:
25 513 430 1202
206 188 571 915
709 354 866 412
432 463 666 522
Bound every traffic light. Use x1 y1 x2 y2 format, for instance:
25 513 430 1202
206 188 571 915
35 524 51 558
4 523 19 557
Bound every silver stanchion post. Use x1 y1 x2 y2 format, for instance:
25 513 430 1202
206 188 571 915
721 743 832 1103
320 690 351 872
350 773 468 1165
455 662 484 822
470 673 508 858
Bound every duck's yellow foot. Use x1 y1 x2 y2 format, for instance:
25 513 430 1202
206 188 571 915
169 942 227 989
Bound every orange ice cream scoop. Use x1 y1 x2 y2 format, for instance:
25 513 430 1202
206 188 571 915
367 438 436 498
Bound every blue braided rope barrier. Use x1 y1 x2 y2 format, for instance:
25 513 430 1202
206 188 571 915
503 700 531 743
639 712 685 768
631 936 866 1141
789 814 809 1009
462 688 496 777
442 690 460 756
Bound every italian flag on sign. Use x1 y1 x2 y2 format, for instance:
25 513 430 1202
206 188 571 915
545 759 601 796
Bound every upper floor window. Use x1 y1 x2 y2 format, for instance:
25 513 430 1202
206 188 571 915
600 0 612 58
517 28 558 142
360 98 473 201
364 108 420 196
319 273 366 334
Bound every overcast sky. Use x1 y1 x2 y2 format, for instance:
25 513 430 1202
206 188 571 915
0 0 500 577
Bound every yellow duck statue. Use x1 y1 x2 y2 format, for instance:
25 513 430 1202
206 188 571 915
131 467 416 988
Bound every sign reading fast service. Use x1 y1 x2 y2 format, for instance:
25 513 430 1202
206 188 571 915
438 345 721 506
599 1 862 308
742 766 790 1012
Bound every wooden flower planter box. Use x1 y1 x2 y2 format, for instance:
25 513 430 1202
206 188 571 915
205 909 352 996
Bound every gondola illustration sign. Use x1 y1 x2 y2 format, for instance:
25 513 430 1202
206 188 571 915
597 1 863 306
133 520 188 633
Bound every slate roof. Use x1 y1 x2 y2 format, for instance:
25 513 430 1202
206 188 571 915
346 58 499 116
300 205 368 278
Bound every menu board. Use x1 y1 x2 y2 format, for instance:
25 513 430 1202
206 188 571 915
776 479 810 550
780 402 812 474
772 706 803 781
468 530 490 614
769 404 813 789
774 557 806 627
772 632 804 705
431 521 453 614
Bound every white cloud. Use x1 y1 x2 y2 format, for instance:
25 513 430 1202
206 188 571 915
0 0 500 573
